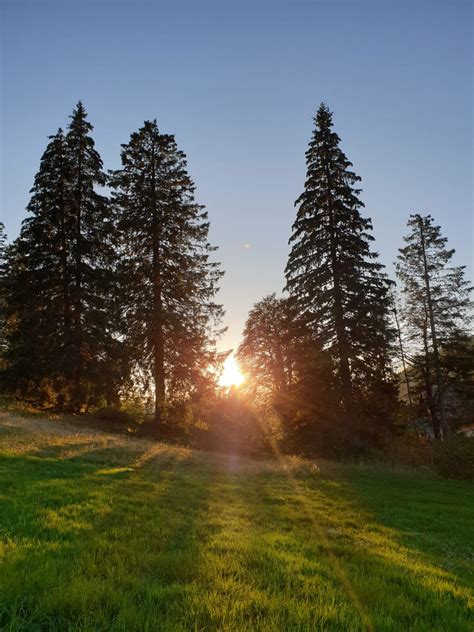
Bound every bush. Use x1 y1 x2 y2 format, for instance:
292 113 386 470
431 434 474 479
95 406 135 425
387 433 474 480
93 401 149 430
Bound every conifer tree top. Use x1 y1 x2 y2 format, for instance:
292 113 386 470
68 101 94 135
315 102 331 125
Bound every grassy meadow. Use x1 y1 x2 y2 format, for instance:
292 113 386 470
0 412 472 631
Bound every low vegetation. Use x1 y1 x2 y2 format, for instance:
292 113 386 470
1 413 472 631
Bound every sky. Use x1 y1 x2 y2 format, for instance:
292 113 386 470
1 0 472 352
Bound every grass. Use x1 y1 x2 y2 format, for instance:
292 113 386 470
0 413 473 631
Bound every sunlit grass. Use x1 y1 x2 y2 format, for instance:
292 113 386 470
0 412 472 631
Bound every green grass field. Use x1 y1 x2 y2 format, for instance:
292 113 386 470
0 413 472 631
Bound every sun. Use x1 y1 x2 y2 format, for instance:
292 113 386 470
219 355 245 388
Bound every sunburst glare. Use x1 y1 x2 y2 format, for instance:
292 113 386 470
219 355 245 388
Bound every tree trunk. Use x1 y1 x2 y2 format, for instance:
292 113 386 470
393 305 413 406
59 170 72 342
333 272 354 415
418 217 447 439
421 318 441 439
151 140 165 427
272 324 288 392
153 321 165 424
323 161 354 418
73 137 83 412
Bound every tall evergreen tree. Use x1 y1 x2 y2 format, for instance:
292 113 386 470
285 103 395 428
4 129 74 399
4 104 123 409
396 214 472 438
65 102 121 409
110 120 224 426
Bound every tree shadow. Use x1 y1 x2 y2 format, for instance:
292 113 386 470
340 467 474 582
232 468 473 631
1 447 472 631
0 449 214 630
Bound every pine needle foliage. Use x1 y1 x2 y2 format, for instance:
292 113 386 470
110 120 224 425
3 104 122 409
285 103 395 428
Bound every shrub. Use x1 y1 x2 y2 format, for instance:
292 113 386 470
431 434 474 479
387 433 474 480
94 400 149 429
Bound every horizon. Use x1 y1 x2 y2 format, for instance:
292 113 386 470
1 0 472 352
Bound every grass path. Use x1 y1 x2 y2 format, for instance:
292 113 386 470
0 412 473 631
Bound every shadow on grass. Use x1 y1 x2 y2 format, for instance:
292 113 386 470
0 449 214 631
238 469 473 631
0 446 472 632
340 467 474 582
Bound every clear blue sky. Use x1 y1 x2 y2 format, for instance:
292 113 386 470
1 0 472 352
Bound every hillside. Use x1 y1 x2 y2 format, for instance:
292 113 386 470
0 412 472 631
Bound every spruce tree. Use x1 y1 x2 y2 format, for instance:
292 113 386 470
5 104 123 409
110 120 224 426
4 129 74 400
65 102 121 409
285 103 394 427
396 214 472 438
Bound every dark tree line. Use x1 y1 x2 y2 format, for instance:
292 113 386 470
238 104 397 454
0 103 224 425
0 101 471 452
238 104 472 452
